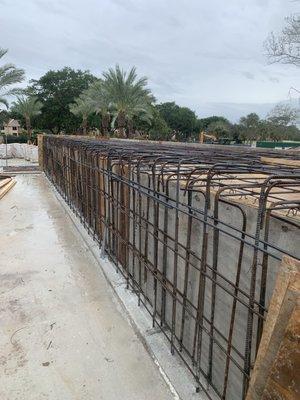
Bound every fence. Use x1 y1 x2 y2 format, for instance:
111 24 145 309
42 135 300 399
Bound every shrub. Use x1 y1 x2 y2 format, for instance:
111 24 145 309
1 133 28 143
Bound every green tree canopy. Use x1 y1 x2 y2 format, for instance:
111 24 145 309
11 96 42 139
101 65 154 137
156 102 197 140
0 109 9 126
0 48 25 109
29 67 97 133
206 119 231 139
69 94 95 135
239 113 261 141
147 107 171 140
197 116 229 132
239 112 260 128
264 104 299 141
267 104 298 126
83 80 111 135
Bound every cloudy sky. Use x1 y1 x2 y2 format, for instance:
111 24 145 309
0 0 299 121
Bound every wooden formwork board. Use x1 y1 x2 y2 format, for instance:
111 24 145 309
246 255 300 400
0 179 16 199
0 178 12 189
114 163 130 268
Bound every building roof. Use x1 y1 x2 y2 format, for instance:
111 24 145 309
4 119 21 127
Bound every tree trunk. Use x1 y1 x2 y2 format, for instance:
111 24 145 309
117 111 126 138
25 115 32 143
82 116 87 135
127 119 134 138
101 113 110 136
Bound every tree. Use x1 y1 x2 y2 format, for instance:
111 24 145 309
0 109 9 126
265 103 299 141
70 94 95 135
230 124 243 143
102 65 154 137
267 103 298 126
156 102 197 140
11 96 42 140
265 15 300 67
83 80 111 136
0 48 25 109
206 119 231 140
29 67 97 134
147 107 171 140
196 116 229 132
239 113 261 141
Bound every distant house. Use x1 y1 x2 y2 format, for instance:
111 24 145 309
1 119 22 136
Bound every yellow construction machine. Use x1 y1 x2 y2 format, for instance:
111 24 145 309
199 131 217 144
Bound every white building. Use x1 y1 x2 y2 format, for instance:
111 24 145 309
1 119 22 135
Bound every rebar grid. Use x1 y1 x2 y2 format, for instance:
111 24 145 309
43 136 300 400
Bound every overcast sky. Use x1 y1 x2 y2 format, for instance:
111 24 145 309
0 0 299 121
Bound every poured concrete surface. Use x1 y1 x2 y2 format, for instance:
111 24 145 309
0 158 37 169
0 175 175 400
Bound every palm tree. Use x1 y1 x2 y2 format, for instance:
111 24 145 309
0 48 25 109
70 94 94 135
102 65 154 137
84 81 111 136
11 96 42 140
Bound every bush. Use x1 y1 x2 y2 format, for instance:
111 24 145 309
1 134 28 143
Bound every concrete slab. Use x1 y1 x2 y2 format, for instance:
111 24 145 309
0 175 176 400
0 158 37 168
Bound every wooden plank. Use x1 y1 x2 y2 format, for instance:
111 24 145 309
0 178 12 189
246 256 300 400
261 301 300 399
0 179 16 199
261 156 300 168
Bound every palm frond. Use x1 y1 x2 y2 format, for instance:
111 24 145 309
11 96 42 118
0 48 25 107
0 65 25 87
101 64 154 125
110 114 118 129
0 96 9 108
0 48 8 60
69 93 95 118
2 87 25 97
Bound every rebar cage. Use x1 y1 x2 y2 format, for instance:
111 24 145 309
43 136 300 400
